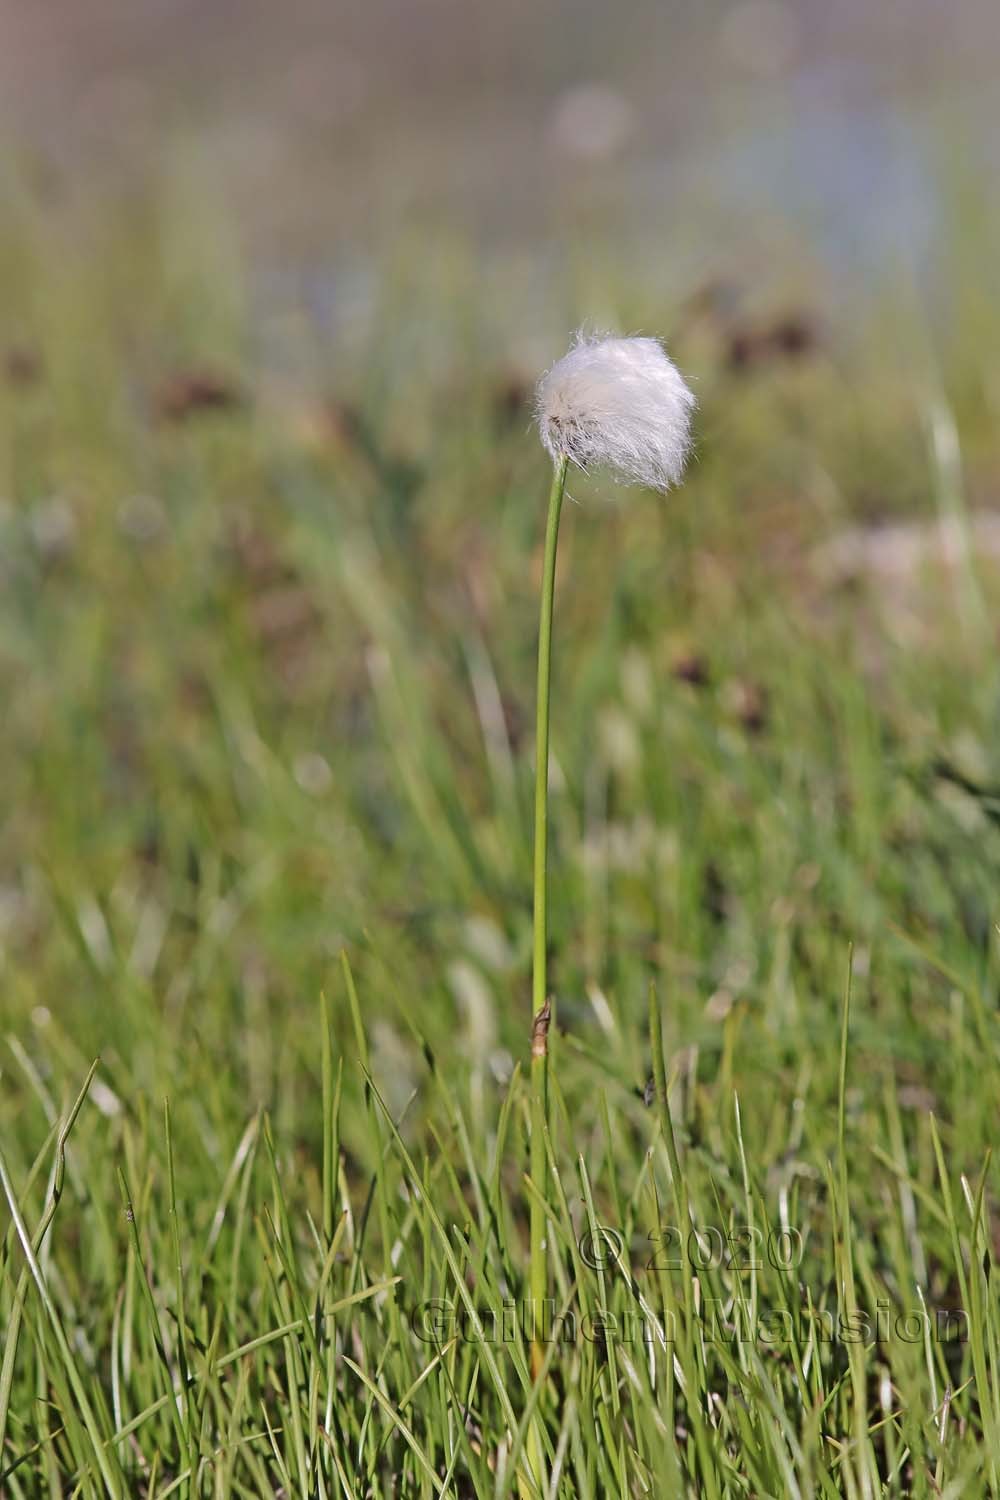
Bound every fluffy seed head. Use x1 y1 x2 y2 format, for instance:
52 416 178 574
535 332 694 490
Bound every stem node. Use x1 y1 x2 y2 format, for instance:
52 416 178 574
531 998 552 1059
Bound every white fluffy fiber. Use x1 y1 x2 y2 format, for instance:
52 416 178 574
535 332 694 490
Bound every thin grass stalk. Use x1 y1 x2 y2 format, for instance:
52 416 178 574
530 452 568 1385
0 1142 124 1498
649 984 720 1499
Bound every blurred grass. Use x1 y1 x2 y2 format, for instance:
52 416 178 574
2 180 1000 1493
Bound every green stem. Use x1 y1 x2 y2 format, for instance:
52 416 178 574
529 453 567 1381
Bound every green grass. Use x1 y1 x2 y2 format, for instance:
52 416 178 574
3 187 1000 1495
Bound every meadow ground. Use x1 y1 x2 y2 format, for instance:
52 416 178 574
2 190 1000 1497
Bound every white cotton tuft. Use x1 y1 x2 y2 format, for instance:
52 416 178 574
535 332 695 490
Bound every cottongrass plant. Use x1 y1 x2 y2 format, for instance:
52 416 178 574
6 246 1000 1495
535 332 695 489
527 333 694 1394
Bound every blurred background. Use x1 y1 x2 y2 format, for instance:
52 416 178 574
2 0 1000 1113
3 0 998 340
